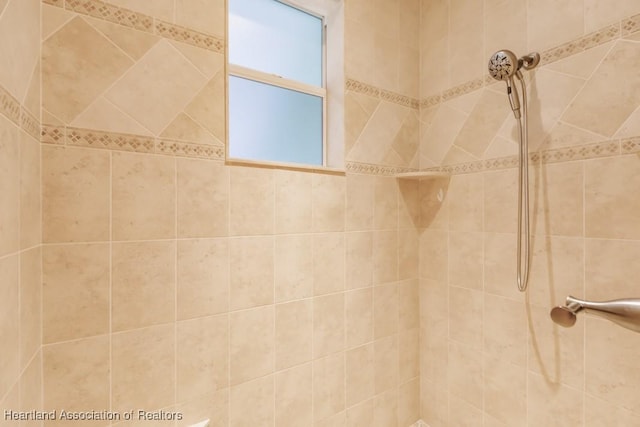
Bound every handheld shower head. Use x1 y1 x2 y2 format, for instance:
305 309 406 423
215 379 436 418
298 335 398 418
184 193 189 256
488 50 522 119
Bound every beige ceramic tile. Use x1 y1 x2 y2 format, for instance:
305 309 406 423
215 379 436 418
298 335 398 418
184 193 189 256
346 173 374 231
448 231 483 290
345 231 373 290
420 37 449 99
42 146 110 243
449 286 483 349
449 173 483 232
344 91 379 155
419 177 449 230
176 0 225 36
229 375 275 427
312 173 346 232
398 378 420 427
528 304 585 390
71 96 153 136
484 0 527 66
42 17 133 124
563 41 640 137
105 0 174 21
105 40 206 135
373 388 398 427
585 394 640 427
448 340 483 408
313 233 345 295
0 255 18 400
313 353 345 422
345 288 373 348
398 178 420 229
585 316 640 413
313 293 345 358
184 72 226 143
585 0 640 32
177 159 229 238
448 0 484 86
230 305 274 385
112 241 175 332
585 238 640 301
0 384 19 427
229 236 274 310
174 389 228 427
346 344 374 407
398 328 419 383
177 315 228 401
112 152 176 240
112 324 175 413
0 115 19 256
0 0 40 101
229 166 274 236
483 168 517 234
177 238 229 319
484 294 526 367
421 378 448 427
528 235 584 308
170 41 225 80
546 42 614 80
398 279 419 331
448 394 482 427
374 335 399 394
20 131 40 250
484 232 522 300
20 351 42 421
275 300 313 371
43 244 109 343
527 0 584 51
420 106 468 166
344 18 375 84
42 3 74 40
274 235 312 302
585 155 640 239
275 364 312 427
373 282 398 339
345 399 373 427
419 229 448 282
275 170 313 234
20 247 41 369
373 176 398 230
527 371 584 427
43 336 110 425
85 16 160 60
373 230 398 284
161 112 222 145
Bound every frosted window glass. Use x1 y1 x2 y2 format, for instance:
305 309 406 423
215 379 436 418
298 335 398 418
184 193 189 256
229 76 323 165
229 0 323 86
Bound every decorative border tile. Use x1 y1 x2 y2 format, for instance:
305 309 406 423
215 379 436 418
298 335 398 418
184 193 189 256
51 0 225 53
346 78 419 110
42 125 225 161
410 421 430 427
0 84 21 126
621 137 640 154
65 0 154 33
419 14 634 107
155 21 224 54
345 161 418 176
21 109 40 140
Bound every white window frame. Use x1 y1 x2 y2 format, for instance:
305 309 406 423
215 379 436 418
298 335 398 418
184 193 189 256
227 0 328 168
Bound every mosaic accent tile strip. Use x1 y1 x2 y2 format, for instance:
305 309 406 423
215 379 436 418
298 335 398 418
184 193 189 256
21 109 41 140
155 21 224 54
623 14 640 36
67 127 155 152
65 0 154 33
156 139 225 160
410 421 430 427
41 125 66 145
539 140 620 164
52 0 224 52
41 126 225 161
345 161 418 176
419 14 633 108
621 137 640 154
346 78 419 110
0 84 21 126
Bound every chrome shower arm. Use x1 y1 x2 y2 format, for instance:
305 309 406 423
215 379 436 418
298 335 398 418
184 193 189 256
551 296 640 333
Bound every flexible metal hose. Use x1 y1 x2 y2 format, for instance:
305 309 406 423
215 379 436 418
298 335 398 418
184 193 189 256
515 75 530 292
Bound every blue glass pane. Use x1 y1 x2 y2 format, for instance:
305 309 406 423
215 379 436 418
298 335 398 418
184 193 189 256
229 0 323 86
229 76 323 166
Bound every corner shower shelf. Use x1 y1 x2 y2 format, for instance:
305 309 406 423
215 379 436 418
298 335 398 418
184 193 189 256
394 171 450 179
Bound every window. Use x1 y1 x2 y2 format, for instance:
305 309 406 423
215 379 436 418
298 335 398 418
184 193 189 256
228 0 326 166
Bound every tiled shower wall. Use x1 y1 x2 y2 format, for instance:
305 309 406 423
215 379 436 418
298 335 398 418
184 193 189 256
0 0 43 424
39 1 421 427
418 1 640 426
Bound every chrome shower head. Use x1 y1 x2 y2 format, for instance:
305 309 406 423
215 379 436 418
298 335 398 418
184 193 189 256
488 50 520 82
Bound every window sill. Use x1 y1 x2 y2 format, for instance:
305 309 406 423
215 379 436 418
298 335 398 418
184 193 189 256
226 157 345 175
